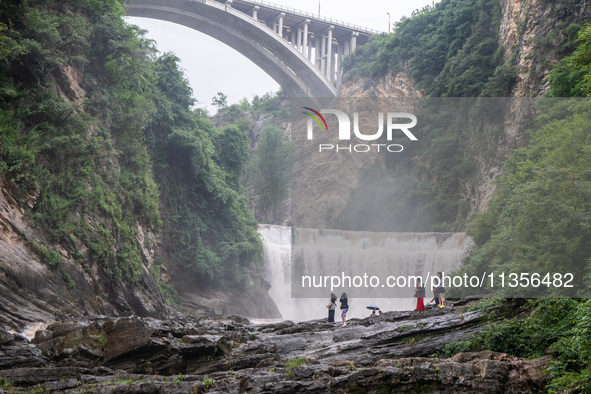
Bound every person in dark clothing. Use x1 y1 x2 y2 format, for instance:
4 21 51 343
436 271 446 308
326 293 337 322
431 272 442 306
340 292 349 327
431 286 439 306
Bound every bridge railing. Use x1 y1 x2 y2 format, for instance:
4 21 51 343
218 0 380 35
251 0 380 34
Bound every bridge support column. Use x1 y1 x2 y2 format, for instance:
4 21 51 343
314 35 321 68
343 36 351 56
302 20 309 58
337 38 347 90
350 31 358 52
272 12 285 37
251 5 259 20
294 19 310 56
330 42 336 83
326 26 334 82
320 32 327 75
278 13 284 37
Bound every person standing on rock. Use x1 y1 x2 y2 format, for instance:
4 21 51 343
327 293 337 322
415 278 425 312
431 272 442 307
340 292 349 327
436 271 446 308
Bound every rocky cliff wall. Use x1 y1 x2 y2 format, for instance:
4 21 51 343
0 173 166 331
335 0 589 223
0 57 280 329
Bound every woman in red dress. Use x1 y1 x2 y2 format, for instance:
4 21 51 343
415 278 426 312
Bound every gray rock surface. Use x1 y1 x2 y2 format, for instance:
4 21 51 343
0 303 551 393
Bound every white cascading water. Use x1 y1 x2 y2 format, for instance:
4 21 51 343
258 224 473 322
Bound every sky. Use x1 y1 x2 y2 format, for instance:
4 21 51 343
125 0 438 113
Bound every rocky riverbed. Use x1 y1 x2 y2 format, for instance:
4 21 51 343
0 302 549 393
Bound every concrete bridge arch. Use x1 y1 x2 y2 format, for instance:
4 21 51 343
126 0 375 98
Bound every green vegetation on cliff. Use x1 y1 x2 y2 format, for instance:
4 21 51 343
144 53 262 288
250 124 291 223
457 25 591 296
341 2 591 390
212 90 291 225
0 0 160 284
0 0 263 297
344 0 505 96
449 25 591 392
338 0 508 231
462 98 591 297
340 0 588 232
550 22 591 97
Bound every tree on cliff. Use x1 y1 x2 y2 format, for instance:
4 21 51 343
250 124 290 223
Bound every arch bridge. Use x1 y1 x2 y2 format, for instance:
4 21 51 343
126 0 377 97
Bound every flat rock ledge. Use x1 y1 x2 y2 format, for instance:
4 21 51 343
0 305 550 393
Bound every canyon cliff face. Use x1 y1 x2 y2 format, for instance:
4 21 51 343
339 69 424 98
0 173 166 331
333 0 589 223
499 0 563 97
472 0 590 213
0 58 279 330
0 60 168 330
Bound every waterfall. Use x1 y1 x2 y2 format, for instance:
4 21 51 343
258 225 472 322
258 224 312 322
258 224 292 315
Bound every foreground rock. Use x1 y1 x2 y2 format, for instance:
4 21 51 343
0 304 550 393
